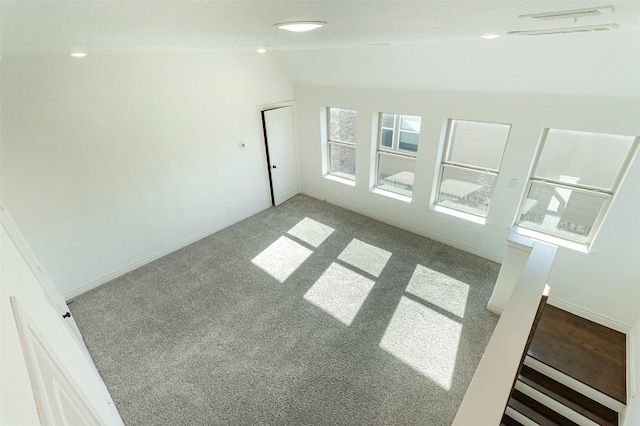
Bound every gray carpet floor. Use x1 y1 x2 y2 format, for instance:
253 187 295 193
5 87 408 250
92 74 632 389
70 195 500 426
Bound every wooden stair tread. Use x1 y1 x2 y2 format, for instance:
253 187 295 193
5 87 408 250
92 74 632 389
501 413 524 426
508 389 579 426
527 305 626 403
519 365 618 426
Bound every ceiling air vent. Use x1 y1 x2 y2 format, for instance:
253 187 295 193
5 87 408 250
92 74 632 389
507 23 619 36
519 5 614 20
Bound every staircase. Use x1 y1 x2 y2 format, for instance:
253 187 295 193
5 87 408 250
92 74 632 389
502 305 626 426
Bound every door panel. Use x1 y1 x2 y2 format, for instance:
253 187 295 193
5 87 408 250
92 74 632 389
263 106 298 206
11 296 107 426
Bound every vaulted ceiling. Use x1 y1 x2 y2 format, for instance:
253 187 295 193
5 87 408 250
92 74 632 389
2 1 639 53
2 1 639 97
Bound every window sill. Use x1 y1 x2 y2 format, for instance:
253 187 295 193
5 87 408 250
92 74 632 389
511 226 590 255
371 188 412 203
324 174 355 186
431 205 487 225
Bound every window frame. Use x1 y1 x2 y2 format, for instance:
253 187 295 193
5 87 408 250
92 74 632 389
515 128 639 246
326 107 357 181
374 113 421 197
434 118 511 218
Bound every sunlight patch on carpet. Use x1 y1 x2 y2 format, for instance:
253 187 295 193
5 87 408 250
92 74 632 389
251 236 312 282
380 296 462 390
337 239 391 277
304 262 375 325
287 217 335 248
406 265 469 318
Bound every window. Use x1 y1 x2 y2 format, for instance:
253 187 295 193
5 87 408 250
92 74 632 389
376 113 422 197
436 119 510 217
327 107 357 180
516 129 637 245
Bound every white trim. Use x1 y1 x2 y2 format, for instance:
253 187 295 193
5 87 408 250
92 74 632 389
301 190 503 263
504 406 538 426
547 297 631 334
431 204 487 225
524 356 626 413
10 296 123 425
513 225 590 254
454 241 558 426
257 100 300 205
0 203 67 314
627 321 637 404
323 174 356 186
64 202 271 300
1 202 94 366
370 187 412 203
515 380 600 426
486 303 504 316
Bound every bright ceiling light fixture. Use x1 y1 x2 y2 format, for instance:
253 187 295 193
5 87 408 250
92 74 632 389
520 5 614 20
275 21 326 32
69 52 87 57
481 34 500 39
257 48 267 53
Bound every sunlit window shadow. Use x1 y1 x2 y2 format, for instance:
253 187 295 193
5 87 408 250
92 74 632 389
287 217 335 248
303 262 375 325
251 236 313 283
380 296 462 390
338 239 392 278
406 264 469 318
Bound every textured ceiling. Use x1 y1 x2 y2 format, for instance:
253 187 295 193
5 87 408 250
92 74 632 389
2 0 639 54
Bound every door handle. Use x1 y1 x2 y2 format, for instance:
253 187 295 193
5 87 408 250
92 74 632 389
272 165 277 169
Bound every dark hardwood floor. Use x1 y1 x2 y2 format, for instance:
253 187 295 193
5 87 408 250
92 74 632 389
527 304 626 404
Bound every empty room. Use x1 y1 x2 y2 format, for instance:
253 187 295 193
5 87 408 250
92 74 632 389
1 1 639 425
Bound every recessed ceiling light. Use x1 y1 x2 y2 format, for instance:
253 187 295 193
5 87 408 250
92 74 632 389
520 5 614 20
69 52 87 58
257 48 267 53
481 34 500 39
275 21 326 32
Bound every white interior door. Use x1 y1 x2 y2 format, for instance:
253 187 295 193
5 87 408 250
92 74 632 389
1 204 87 353
263 106 298 206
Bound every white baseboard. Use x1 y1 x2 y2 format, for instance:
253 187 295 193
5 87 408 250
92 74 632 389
547 297 631 334
486 303 503 316
64 203 271 300
300 190 504 264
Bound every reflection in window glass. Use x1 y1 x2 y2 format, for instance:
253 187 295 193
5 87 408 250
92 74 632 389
447 120 509 170
516 129 637 245
329 143 356 180
329 108 356 144
375 112 422 198
399 132 419 153
437 166 497 217
327 107 357 181
381 129 393 148
377 153 416 197
518 182 607 243
436 119 510 218
535 130 634 190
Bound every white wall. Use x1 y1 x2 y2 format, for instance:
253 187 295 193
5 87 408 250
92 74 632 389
624 315 640 425
0 220 122 424
292 85 640 328
1 52 294 298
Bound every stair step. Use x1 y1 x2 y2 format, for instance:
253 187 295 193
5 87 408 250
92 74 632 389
501 412 525 426
528 304 626 404
525 356 625 414
508 389 579 426
519 365 618 426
